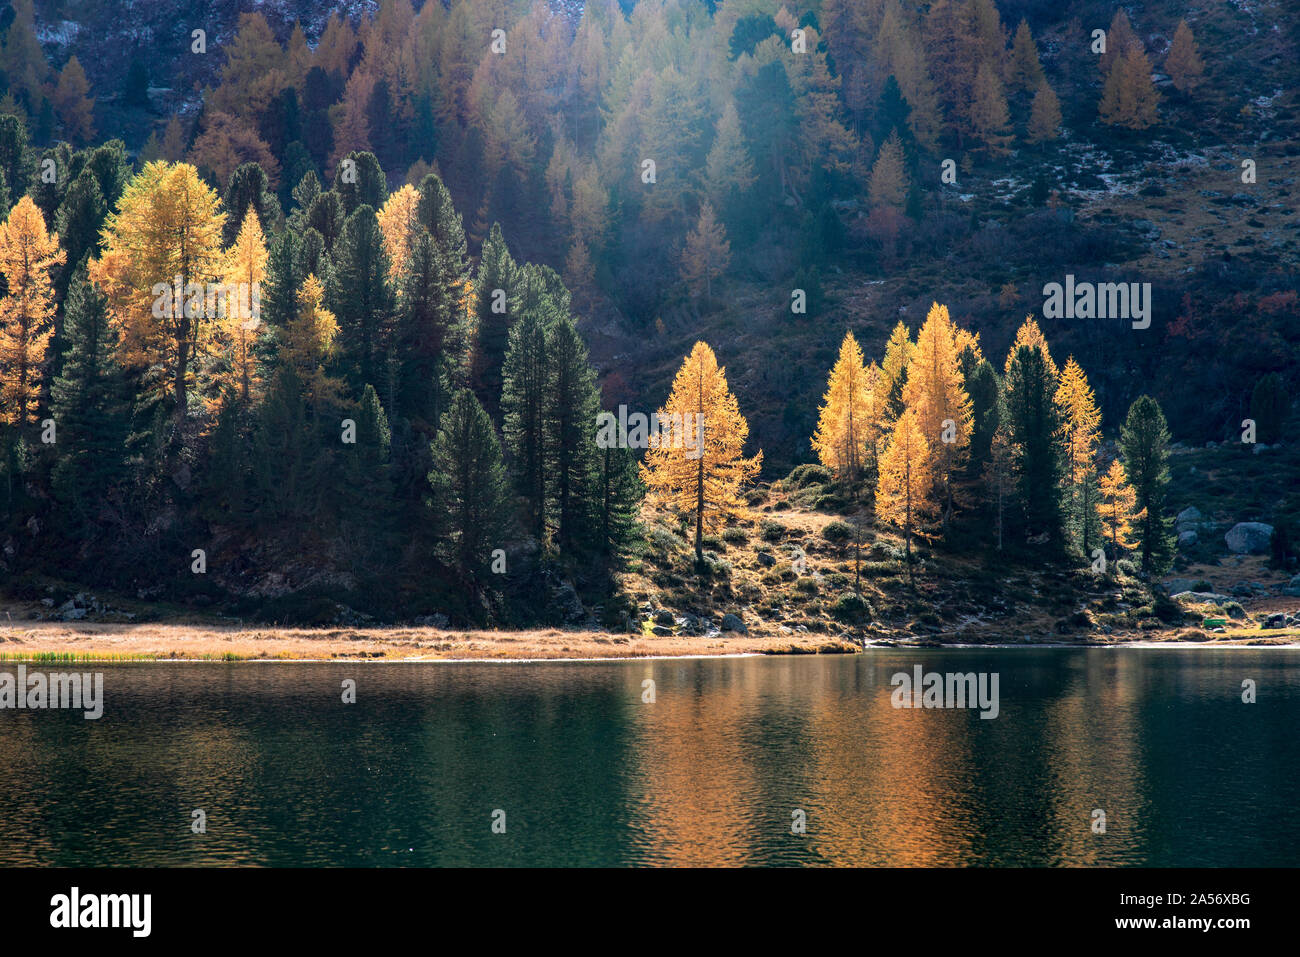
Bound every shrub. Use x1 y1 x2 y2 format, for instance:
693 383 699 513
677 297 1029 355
794 578 820 594
760 519 785 542
831 593 873 625
821 520 853 544
784 463 833 489
722 526 748 544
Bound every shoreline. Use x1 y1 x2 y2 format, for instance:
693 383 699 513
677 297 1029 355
2 619 1297 662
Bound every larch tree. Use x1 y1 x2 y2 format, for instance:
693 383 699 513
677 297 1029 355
1096 458 1143 568
878 319 915 424
704 102 756 214
0 196 66 426
868 131 909 210
89 161 226 425
1099 9 1142 76
640 341 762 563
902 302 973 528
1165 21 1205 93
875 406 935 579
53 55 96 144
969 60 1013 156
377 183 422 279
1005 19 1045 92
1003 316 1059 382
281 273 344 413
680 201 731 302
1099 46 1160 130
1055 357 1102 556
1026 82 1063 144
812 331 874 491
221 209 269 406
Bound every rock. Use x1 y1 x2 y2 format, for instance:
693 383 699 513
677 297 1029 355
1263 613 1287 629
651 625 673 637
756 552 777 568
654 609 675 627
1285 574 1300 598
1178 530 1198 549
1165 578 1198 594
414 614 450 629
721 613 747 634
1172 591 1233 607
1205 441 1217 449
1230 581 1255 597
1225 522 1273 554
1175 506 1203 530
60 606 87 621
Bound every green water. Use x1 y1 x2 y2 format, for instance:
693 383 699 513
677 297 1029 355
0 649 1296 866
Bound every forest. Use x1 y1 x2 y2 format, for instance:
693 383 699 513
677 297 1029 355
0 0 1296 637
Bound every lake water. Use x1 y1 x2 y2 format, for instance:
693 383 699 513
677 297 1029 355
1 649 1296 867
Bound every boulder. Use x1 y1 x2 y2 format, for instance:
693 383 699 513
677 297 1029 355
1285 574 1300 598
1164 578 1198 595
1175 506 1202 530
1225 522 1273 555
1172 591 1233 607
1177 530 1198 549
756 552 777 568
721 613 747 634
653 609 675 627
1263 613 1287 630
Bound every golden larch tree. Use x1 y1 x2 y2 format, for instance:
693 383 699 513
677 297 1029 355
680 201 731 301
1055 356 1102 552
1003 315 1059 382
1099 46 1160 130
1096 458 1145 564
0 197 66 426
377 183 422 278
281 273 344 412
1165 21 1204 93
640 341 762 562
812 331 876 490
969 61 1013 156
1006 19 1045 92
1027 82 1063 144
902 302 973 526
875 406 935 577
868 131 909 210
89 161 227 424
221 209 269 406
53 55 96 144
878 319 915 424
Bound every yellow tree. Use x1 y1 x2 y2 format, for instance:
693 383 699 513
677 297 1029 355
812 331 876 490
1005 19 1045 92
0 197 66 426
878 320 914 424
221 209 269 405
281 273 344 412
875 407 935 578
1055 356 1102 553
1096 458 1144 566
1165 21 1204 93
53 55 96 144
868 131 909 210
640 341 762 562
377 183 422 278
680 201 731 301
89 161 227 424
1099 46 1160 130
1003 315 1059 381
902 302 972 526
1026 81 1063 144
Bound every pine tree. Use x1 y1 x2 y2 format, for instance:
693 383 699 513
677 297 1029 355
47 267 127 530
1165 21 1205 93
1099 46 1160 130
875 407 935 579
415 172 469 277
597 438 644 559
0 196 67 427
1096 458 1143 567
1003 316 1059 381
396 231 463 428
984 427 1014 551
222 162 281 247
331 150 387 214
53 170 106 298
471 222 519 422
680 201 731 302
427 388 512 587
1026 82 1063 144
260 229 301 330
1055 357 1102 556
327 203 394 393
812 331 874 490
501 306 552 540
546 315 601 553
640 342 762 563
1249 373 1287 444
965 359 1000 477
902 303 972 527
1004 343 1065 547
1119 395 1176 574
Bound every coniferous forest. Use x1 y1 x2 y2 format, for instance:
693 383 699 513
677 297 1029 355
0 0 1297 643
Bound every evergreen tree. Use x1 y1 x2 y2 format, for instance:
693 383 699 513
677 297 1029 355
1026 82 1063 144
1249 373 1287 444
427 388 512 588
396 232 463 428
546 314 601 553
47 269 128 531
1165 21 1205 93
222 162 282 246
1119 395 1176 574
502 306 552 540
328 204 395 394
596 439 644 559
332 150 387 213
471 222 519 422
965 359 1000 478
1004 344 1065 547
416 171 469 276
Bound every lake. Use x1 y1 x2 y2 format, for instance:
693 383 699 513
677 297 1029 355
1 649 1296 866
